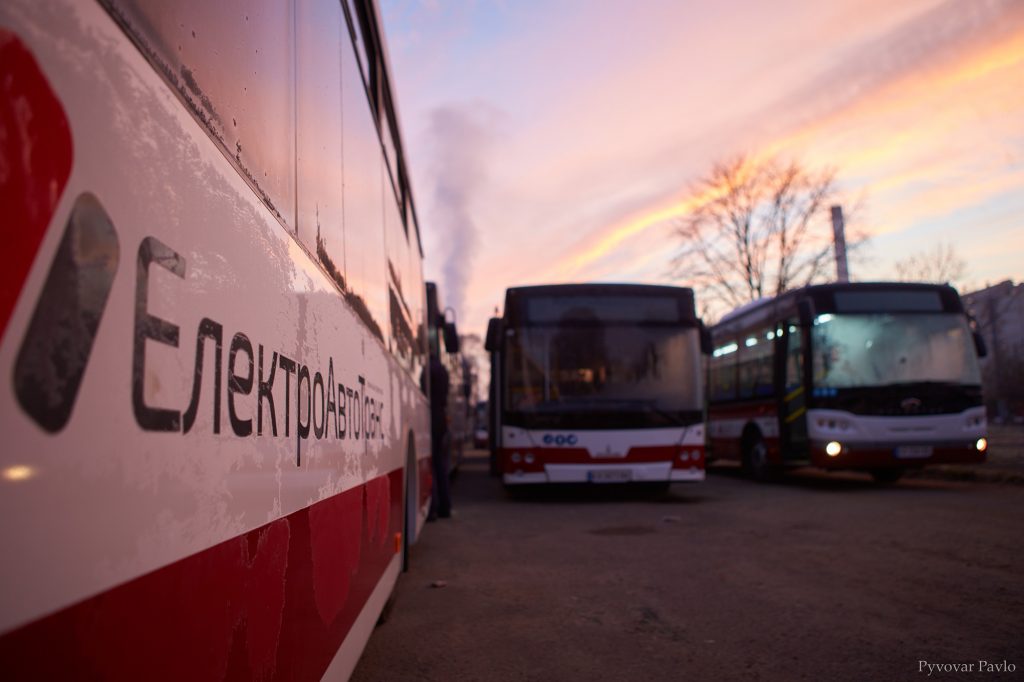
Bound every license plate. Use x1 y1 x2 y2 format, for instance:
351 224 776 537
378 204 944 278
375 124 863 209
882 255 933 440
895 445 933 459
588 469 632 484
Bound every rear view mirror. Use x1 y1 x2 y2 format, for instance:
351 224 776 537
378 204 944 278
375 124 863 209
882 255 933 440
485 317 501 352
443 321 460 353
426 282 441 326
699 321 712 355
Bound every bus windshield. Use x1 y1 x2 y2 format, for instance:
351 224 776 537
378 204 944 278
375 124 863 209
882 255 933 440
505 324 702 428
811 313 981 389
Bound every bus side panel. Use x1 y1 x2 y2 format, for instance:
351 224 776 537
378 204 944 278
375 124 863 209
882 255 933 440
0 471 405 681
0 0 426 676
707 403 782 463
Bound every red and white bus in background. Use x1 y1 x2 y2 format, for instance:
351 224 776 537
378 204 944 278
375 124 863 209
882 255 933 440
485 284 709 488
707 282 988 483
1 0 432 678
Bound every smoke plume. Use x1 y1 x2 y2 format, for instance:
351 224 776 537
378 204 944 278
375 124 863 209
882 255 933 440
426 104 493 323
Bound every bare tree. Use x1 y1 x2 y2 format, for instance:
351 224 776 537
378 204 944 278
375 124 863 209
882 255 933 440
670 154 851 318
893 242 967 287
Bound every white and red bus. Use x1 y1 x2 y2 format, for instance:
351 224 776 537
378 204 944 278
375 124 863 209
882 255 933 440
485 284 708 488
1 0 432 678
707 282 988 482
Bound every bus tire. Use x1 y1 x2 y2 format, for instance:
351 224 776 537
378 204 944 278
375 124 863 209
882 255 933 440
870 468 904 484
403 434 416 573
743 432 776 482
489 447 500 477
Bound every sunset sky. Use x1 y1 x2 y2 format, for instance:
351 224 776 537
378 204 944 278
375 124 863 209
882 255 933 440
380 0 1024 333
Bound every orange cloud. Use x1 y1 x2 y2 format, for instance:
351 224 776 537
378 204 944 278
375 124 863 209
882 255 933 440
522 23 1024 296
767 26 1024 169
552 197 699 280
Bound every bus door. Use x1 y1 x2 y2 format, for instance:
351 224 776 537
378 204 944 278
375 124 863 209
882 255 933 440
776 320 809 461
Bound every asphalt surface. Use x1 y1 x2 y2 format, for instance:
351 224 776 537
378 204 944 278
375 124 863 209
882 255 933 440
352 453 1024 681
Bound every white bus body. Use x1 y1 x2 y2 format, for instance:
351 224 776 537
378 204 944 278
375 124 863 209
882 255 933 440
486 284 708 487
0 0 430 678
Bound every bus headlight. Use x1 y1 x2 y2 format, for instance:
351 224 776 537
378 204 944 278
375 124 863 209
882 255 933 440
525 452 535 464
679 451 690 462
975 438 987 452
511 452 521 463
825 441 842 457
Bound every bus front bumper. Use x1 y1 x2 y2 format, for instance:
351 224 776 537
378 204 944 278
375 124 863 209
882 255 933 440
503 462 705 485
810 440 987 470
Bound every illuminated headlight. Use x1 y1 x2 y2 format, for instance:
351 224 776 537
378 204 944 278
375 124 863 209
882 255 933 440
825 441 842 457
525 452 535 464
976 438 988 452
511 452 522 463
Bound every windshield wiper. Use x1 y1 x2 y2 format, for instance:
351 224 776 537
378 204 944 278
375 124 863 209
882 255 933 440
875 380 970 389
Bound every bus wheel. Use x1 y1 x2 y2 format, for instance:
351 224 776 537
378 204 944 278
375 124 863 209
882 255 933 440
403 436 416 572
870 468 904 484
744 434 775 482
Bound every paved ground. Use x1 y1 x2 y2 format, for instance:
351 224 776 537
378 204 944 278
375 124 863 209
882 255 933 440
352 452 1024 681
910 425 1024 483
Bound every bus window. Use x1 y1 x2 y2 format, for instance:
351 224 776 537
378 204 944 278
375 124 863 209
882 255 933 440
296 0 346 287
737 329 773 399
811 313 980 388
345 0 379 117
341 22 387 342
710 341 738 401
385 166 416 375
106 0 297 228
784 323 803 392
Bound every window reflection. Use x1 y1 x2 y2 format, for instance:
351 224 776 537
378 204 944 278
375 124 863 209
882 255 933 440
811 314 981 388
106 0 297 227
506 324 703 413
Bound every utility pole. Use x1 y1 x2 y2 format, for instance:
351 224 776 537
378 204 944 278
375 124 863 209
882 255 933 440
830 205 850 283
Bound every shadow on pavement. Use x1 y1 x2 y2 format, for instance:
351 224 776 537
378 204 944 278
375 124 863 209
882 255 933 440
502 482 709 505
708 462 968 493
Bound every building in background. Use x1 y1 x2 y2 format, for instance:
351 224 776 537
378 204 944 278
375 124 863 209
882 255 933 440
963 281 1024 422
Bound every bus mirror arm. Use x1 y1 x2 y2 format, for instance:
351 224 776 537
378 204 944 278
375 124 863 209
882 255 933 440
965 313 988 358
485 317 502 352
698 321 712 355
972 331 988 358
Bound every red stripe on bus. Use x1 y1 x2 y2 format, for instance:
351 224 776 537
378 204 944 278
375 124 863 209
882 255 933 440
0 469 403 681
499 446 704 473
0 30 73 343
811 444 985 469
